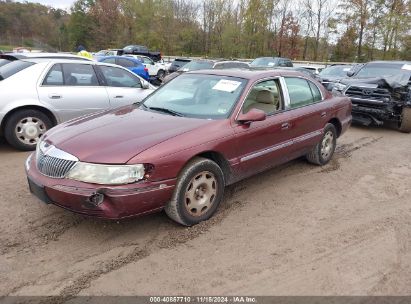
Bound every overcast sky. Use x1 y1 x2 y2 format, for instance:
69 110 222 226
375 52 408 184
18 0 75 10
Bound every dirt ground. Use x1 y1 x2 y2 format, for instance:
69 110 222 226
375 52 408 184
0 125 411 299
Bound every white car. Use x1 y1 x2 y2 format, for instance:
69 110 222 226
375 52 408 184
0 58 154 150
124 55 167 80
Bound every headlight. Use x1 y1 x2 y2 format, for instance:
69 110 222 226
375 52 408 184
332 83 347 92
67 163 145 185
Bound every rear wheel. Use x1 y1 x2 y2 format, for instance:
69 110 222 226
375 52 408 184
157 70 165 80
306 123 337 166
398 107 411 133
4 109 53 151
165 157 225 226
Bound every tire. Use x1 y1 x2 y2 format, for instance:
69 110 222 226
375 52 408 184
4 109 53 151
306 123 337 166
398 107 411 133
165 157 225 226
157 70 165 80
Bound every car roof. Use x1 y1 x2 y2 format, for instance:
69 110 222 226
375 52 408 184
99 55 141 62
188 68 305 80
253 56 291 60
1 52 92 61
22 58 96 64
366 60 411 65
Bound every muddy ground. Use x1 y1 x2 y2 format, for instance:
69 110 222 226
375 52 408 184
0 125 411 299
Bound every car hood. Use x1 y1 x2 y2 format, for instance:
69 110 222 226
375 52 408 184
43 105 213 164
339 73 411 89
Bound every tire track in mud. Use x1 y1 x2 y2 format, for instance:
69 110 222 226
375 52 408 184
0 214 84 255
16 198 247 304
320 136 382 173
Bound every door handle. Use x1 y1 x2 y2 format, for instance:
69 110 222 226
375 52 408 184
281 122 290 130
49 94 62 99
114 95 124 99
321 112 327 118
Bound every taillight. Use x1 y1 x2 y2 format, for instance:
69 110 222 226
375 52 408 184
144 68 148 72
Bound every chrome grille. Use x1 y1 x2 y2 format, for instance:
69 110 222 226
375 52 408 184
36 143 78 178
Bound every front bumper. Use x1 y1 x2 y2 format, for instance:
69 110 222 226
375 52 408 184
25 153 176 219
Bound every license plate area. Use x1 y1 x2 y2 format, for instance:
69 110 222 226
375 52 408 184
28 178 51 204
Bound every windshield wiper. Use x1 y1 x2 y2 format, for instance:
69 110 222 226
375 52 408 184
146 106 184 117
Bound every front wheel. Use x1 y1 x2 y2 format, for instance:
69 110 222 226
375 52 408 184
398 107 411 133
4 109 53 151
306 123 337 166
165 157 225 226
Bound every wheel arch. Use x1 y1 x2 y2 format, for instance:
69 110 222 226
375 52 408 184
1 105 58 134
327 118 342 137
182 151 232 186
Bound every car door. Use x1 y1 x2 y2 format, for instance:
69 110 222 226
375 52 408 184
97 65 152 107
234 78 294 178
281 77 330 156
37 62 110 122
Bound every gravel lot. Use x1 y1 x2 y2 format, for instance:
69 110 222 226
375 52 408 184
1 125 411 298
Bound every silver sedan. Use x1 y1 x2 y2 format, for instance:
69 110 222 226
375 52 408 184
0 59 154 150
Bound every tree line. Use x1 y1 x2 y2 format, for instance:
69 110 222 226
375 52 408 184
0 0 410 62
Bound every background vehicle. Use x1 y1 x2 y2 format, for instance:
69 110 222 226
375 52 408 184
333 61 411 132
319 65 354 91
93 49 124 60
250 57 293 68
298 65 323 75
0 52 92 68
123 45 161 62
162 59 249 84
168 58 191 73
0 59 153 150
26 69 351 226
124 55 167 80
98 56 150 81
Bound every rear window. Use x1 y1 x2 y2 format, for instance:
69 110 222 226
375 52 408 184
0 60 35 80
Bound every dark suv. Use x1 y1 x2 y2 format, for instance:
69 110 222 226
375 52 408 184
333 61 411 132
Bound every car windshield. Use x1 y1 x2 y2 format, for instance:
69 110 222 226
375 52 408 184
141 74 247 119
250 58 277 67
320 65 353 77
179 61 214 71
355 63 410 78
0 60 35 81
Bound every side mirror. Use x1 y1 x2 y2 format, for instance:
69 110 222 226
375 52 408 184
141 80 150 89
346 70 355 77
237 108 266 124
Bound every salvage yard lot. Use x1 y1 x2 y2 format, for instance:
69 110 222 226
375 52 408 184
1 125 411 296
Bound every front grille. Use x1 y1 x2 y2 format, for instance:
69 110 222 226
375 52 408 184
345 86 391 102
37 149 77 178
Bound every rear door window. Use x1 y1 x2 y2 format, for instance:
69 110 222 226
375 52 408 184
43 64 64 85
0 60 35 80
61 63 99 86
284 77 315 109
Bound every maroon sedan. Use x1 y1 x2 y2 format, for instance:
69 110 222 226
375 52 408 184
26 69 352 226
